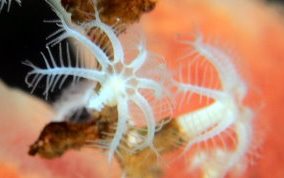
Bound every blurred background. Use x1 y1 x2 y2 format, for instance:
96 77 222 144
0 0 76 102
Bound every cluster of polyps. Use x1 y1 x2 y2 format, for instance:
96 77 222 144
22 0 254 176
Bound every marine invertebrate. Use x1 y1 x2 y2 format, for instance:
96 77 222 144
26 31 254 178
24 0 173 161
22 0 256 177
174 33 253 177
3 0 284 177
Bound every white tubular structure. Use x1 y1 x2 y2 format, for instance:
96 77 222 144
175 34 253 177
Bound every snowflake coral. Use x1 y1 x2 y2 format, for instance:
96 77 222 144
24 0 173 161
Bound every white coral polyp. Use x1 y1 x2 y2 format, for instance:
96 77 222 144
24 1 172 162
175 33 253 177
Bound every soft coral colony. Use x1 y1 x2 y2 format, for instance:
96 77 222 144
4 0 255 177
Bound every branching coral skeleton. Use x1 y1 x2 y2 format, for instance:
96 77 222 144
22 0 254 177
